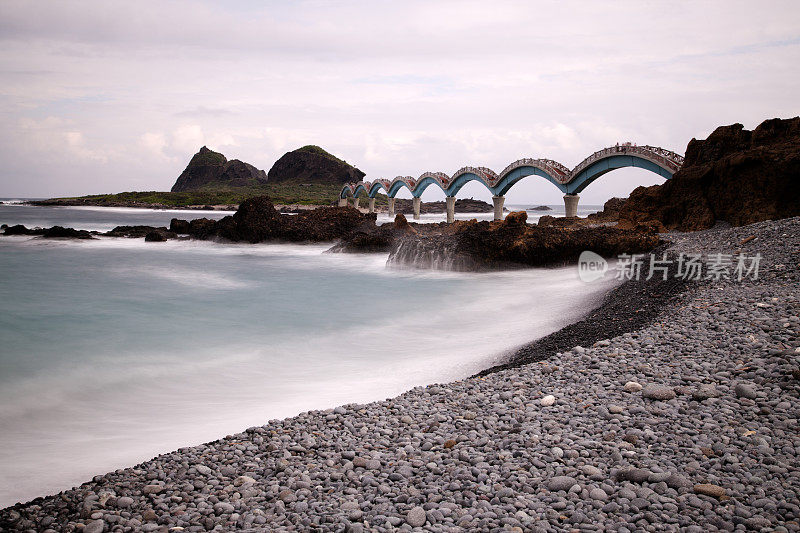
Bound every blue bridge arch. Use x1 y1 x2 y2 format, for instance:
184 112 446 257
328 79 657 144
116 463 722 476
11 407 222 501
338 144 684 221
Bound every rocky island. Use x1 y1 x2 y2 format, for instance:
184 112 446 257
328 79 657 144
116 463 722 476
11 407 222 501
29 145 367 209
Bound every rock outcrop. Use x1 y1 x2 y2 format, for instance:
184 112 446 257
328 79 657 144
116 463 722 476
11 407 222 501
617 117 800 231
267 146 365 184
392 198 494 214
105 226 176 239
327 214 418 253
171 196 369 243
586 197 626 223
171 146 268 192
388 217 661 271
2 224 96 239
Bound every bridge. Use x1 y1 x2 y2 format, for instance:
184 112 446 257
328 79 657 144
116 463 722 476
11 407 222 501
338 143 684 221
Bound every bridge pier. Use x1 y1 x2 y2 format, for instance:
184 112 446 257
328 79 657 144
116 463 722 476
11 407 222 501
492 195 505 221
563 194 579 218
354 197 360 209
446 196 456 223
388 197 395 217
338 198 347 207
412 197 421 220
368 198 375 214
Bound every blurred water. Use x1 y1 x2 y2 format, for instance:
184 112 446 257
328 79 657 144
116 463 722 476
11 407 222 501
0 204 618 507
0 201 234 233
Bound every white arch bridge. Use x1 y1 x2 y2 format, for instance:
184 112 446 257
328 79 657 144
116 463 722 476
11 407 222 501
339 144 684 221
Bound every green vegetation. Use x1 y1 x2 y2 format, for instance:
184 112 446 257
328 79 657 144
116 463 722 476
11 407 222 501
296 145 355 169
190 147 227 167
48 183 353 207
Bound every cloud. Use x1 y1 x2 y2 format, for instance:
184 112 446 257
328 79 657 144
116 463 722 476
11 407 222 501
139 132 168 158
0 0 798 199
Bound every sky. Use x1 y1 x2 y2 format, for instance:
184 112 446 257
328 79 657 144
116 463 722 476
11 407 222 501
1 0 799 204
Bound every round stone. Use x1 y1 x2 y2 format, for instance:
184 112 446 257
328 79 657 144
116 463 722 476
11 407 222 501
116 496 134 508
694 483 727 499
83 520 104 533
734 383 757 399
589 488 608 501
547 476 577 492
642 385 676 400
624 381 643 392
406 506 427 527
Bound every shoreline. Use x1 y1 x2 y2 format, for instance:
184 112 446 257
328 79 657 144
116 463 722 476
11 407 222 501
1 218 798 530
478 242 693 377
20 200 330 213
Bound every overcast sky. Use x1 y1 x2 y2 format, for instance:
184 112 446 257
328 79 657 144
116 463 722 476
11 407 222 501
1 0 799 204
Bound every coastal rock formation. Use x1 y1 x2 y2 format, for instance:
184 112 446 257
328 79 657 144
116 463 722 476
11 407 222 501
503 210 528 225
105 225 176 239
267 145 365 184
616 117 800 230
2 223 184 240
327 214 418 253
388 217 661 271
171 146 268 192
2 224 95 239
586 197 626 223
392 198 494 214
171 196 369 243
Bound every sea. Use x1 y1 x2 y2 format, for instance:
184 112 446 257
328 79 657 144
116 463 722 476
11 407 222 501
0 200 614 508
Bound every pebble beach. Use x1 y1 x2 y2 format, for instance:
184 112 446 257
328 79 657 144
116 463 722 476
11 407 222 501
1 217 798 532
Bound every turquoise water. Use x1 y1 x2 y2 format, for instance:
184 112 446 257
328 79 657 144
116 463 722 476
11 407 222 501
0 204 616 507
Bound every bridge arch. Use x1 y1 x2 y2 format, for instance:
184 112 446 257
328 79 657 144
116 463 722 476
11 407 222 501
368 181 388 198
339 184 354 199
339 143 684 220
411 172 450 198
447 171 488 196
387 177 415 198
352 183 369 197
493 162 569 196
565 150 677 195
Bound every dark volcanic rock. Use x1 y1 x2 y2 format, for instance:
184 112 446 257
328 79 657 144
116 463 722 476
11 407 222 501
187 218 221 240
3 224 34 235
530 205 553 211
393 197 493 214
328 213 418 253
586 197 626 223
267 146 364 185
105 225 175 238
171 146 268 192
618 117 800 230
144 231 168 242
40 226 94 239
179 196 369 243
326 218 395 253
216 196 283 242
282 205 367 241
2 224 95 239
388 217 661 271
504 211 528 225
169 218 191 234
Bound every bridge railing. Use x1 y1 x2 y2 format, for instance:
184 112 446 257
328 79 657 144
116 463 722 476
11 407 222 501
342 143 684 198
572 144 684 177
499 158 571 183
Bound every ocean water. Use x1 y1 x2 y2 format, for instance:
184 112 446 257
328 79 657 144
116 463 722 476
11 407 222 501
0 203 617 508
